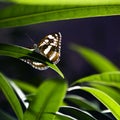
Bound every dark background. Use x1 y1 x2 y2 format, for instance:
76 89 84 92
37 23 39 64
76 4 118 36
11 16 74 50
0 16 120 85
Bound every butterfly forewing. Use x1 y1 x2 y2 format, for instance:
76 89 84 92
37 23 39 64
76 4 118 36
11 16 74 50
38 32 61 63
22 32 61 70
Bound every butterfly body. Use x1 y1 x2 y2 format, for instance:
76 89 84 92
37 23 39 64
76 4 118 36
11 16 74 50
22 32 61 70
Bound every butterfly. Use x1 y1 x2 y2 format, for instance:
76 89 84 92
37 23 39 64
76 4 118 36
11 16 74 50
21 32 62 70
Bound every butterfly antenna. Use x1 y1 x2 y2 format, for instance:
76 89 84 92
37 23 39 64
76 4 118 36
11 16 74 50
25 33 35 44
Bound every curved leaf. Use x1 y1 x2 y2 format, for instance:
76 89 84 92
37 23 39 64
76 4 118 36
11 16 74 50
0 43 64 78
80 87 120 120
0 73 23 120
59 106 97 120
10 81 29 108
55 112 74 120
72 72 120 88
0 4 120 28
88 111 114 120
71 44 119 72
65 95 99 111
23 79 67 120
90 84 120 105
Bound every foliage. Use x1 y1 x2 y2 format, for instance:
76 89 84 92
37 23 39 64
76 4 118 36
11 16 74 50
0 0 120 120
0 1 120 28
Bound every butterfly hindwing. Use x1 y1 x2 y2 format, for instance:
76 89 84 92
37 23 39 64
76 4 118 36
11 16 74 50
22 32 61 70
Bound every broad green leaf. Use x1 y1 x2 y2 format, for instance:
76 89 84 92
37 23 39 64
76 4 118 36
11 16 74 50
59 106 96 120
90 84 120 105
71 44 119 72
23 79 67 120
80 86 120 120
72 72 120 89
0 73 23 120
0 4 120 28
2 0 120 5
0 109 16 120
0 43 64 78
65 95 99 111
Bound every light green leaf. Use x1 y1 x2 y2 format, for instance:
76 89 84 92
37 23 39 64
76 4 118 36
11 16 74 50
2 0 120 5
72 72 120 89
80 86 120 120
71 44 119 72
23 79 67 120
0 43 64 78
0 73 23 120
90 84 120 105
0 4 120 28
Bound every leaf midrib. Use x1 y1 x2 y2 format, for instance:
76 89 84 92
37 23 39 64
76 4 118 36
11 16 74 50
0 5 119 23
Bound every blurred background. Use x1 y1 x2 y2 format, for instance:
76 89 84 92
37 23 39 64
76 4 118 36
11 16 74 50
0 15 120 84
0 3 120 84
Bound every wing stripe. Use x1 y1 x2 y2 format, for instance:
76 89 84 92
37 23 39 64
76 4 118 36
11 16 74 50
21 32 61 70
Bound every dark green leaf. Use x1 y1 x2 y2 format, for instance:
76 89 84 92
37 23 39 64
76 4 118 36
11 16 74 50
71 44 119 72
55 112 74 120
0 73 23 120
65 95 99 111
23 79 67 120
0 4 120 28
59 106 97 120
88 111 113 120
0 43 64 78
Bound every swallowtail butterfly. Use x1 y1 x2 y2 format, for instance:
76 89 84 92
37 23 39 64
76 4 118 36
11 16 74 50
22 32 61 70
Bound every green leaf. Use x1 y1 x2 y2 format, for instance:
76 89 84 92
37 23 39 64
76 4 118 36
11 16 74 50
0 4 120 28
71 44 119 72
90 84 120 105
59 106 96 120
2 0 120 5
9 80 29 108
23 79 67 120
65 95 99 111
72 72 120 89
80 86 120 120
0 73 23 120
14 80 37 93
0 43 64 78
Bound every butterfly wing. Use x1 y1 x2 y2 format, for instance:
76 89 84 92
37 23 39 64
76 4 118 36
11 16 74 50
38 32 61 64
21 32 61 70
